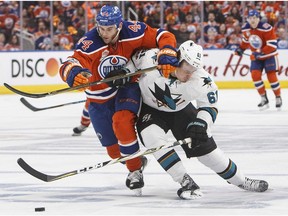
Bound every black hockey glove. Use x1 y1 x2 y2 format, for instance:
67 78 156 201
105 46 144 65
106 68 130 87
186 118 208 147
234 47 244 56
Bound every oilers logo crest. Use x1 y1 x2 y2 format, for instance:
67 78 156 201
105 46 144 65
98 55 128 78
248 34 262 49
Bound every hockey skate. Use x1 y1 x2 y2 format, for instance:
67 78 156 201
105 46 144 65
258 94 269 111
126 170 144 196
177 173 203 200
238 177 268 192
125 156 147 196
276 96 282 111
72 125 88 136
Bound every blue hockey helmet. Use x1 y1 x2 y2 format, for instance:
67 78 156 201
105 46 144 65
248 10 260 18
96 5 123 28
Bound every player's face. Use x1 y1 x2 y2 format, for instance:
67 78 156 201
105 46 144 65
247 16 260 29
98 25 119 44
174 61 195 82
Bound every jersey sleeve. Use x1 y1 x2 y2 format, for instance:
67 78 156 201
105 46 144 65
59 31 99 82
190 70 218 131
261 23 277 54
193 69 218 137
239 23 250 50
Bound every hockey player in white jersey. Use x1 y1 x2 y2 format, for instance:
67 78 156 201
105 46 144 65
117 40 268 199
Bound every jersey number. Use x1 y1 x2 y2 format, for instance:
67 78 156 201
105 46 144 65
207 90 218 104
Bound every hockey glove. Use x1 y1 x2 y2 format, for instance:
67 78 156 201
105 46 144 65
186 118 208 148
234 47 244 56
157 45 179 78
106 68 130 87
250 52 261 61
66 67 92 91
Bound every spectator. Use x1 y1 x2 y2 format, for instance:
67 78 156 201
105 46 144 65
165 13 180 34
51 35 63 51
4 34 20 51
144 2 162 28
204 2 225 24
165 2 186 24
34 20 51 50
0 3 19 37
0 32 7 50
217 23 227 47
203 27 223 49
55 21 74 50
226 32 242 50
33 1 50 21
184 12 198 33
174 23 190 47
26 19 37 35
276 28 288 49
230 6 242 23
275 11 286 30
26 4 36 19
34 19 49 40
188 32 199 44
203 12 220 35
260 1 280 25
35 34 52 50
225 13 239 36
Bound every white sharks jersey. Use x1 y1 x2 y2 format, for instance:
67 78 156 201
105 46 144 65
127 49 218 113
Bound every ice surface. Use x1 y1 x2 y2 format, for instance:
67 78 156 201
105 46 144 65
0 89 287 215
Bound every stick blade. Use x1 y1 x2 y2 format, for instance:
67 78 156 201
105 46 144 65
17 158 50 182
4 83 47 98
20 98 41 111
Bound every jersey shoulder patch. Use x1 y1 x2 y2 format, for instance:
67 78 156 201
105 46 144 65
121 21 146 39
259 22 272 30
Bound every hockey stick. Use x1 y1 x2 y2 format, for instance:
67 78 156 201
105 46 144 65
20 97 86 112
4 66 157 98
17 138 191 182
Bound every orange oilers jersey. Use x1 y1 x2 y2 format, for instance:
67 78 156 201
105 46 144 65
59 20 176 104
240 22 278 60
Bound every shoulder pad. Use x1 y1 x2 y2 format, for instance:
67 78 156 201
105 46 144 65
241 22 250 31
120 21 146 38
132 49 159 69
259 22 272 30
75 28 104 53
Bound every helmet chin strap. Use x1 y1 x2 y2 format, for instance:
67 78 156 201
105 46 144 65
110 27 121 44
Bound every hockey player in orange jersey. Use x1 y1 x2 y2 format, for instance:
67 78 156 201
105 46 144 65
59 5 179 195
235 9 282 110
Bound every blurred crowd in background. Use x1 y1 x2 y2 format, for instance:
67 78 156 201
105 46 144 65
0 1 287 51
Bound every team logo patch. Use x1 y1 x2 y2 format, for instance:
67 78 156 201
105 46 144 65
149 83 182 110
100 49 110 61
98 55 128 78
96 132 103 140
248 34 262 49
202 76 213 88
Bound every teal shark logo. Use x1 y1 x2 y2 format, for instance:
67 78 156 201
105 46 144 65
149 83 182 110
